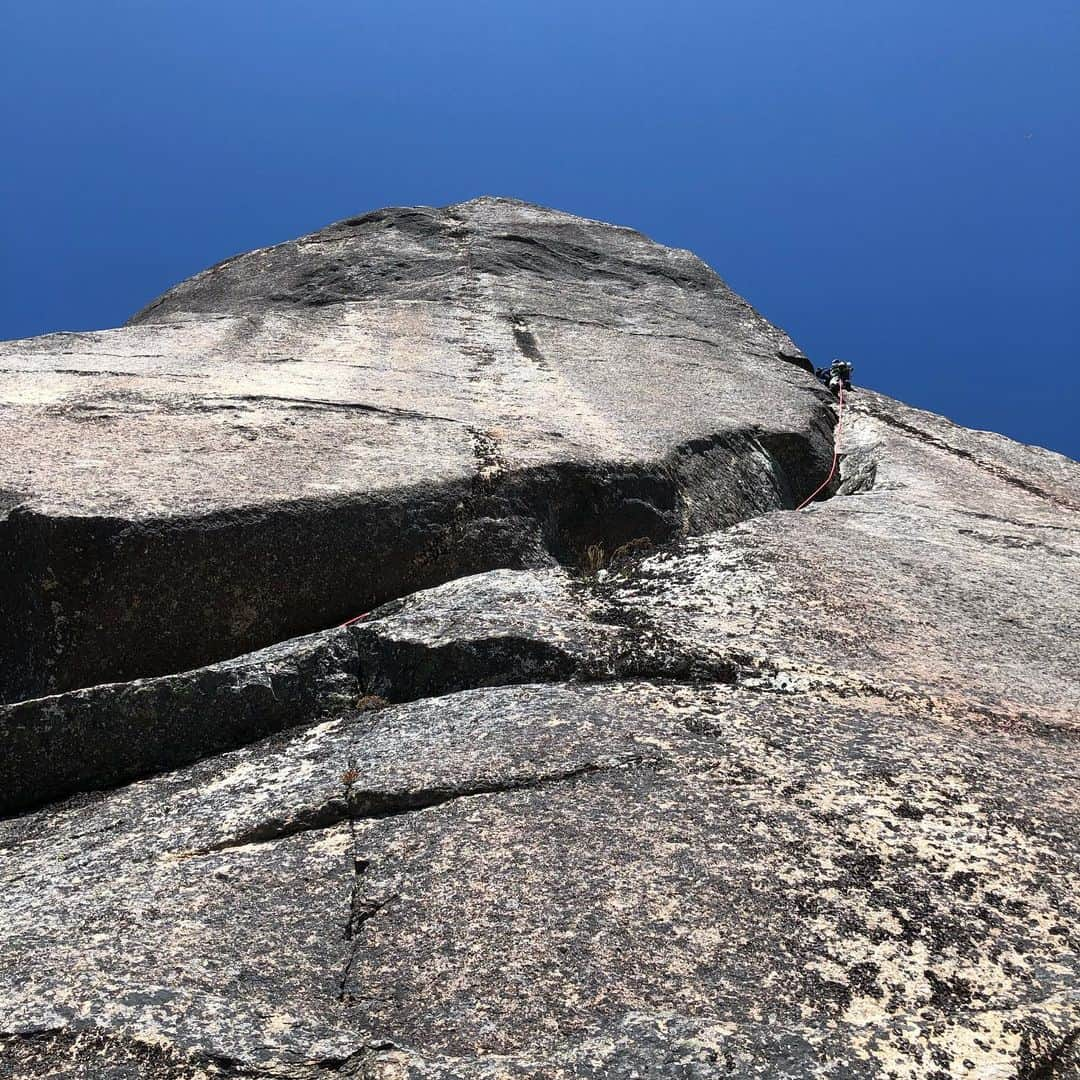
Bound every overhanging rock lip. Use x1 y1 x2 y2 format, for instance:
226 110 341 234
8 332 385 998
0 413 835 706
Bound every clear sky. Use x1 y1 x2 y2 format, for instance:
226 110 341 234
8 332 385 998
3 1 1078 457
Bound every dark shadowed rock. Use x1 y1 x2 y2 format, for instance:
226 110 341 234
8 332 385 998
1 200 1078 1079
0 198 826 703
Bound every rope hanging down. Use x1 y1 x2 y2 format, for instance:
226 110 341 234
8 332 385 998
341 386 845 626
795 385 845 511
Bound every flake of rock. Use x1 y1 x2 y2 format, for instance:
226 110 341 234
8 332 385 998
605 389 1080 730
0 566 735 815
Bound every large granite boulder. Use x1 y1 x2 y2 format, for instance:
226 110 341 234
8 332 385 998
0 198 823 703
1 200 1078 1078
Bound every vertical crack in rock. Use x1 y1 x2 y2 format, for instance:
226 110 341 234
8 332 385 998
337 766 378 1005
327 759 649 1006
338 859 392 1006
509 313 548 366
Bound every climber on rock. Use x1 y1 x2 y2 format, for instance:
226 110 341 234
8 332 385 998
815 359 853 395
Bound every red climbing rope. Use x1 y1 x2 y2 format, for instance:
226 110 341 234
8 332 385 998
795 384 845 511
340 386 844 625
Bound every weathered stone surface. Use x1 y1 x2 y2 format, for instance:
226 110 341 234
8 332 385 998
1 200 1079 1078
604 389 1080 729
0 565 745 815
2 679 1078 1077
0 198 827 703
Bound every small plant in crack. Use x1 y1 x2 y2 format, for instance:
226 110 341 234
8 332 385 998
580 543 609 578
341 763 360 856
355 694 389 713
579 537 655 580
608 537 655 571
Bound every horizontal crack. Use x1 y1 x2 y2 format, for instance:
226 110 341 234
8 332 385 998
154 393 467 426
0 366 209 379
1 402 841 816
907 502 1080 535
176 757 655 857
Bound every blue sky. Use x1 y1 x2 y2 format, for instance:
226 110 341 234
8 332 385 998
3 1 1078 457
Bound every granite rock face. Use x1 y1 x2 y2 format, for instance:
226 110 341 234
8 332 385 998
1 200 1079 1079
0 198 824 703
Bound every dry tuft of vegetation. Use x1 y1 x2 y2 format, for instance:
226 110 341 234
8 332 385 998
355 694 389 713
580 543 609 577
608 537 655 568
579 537 655 578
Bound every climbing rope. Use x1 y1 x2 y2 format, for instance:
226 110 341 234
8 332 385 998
795 384 845 511
340 385 844 626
